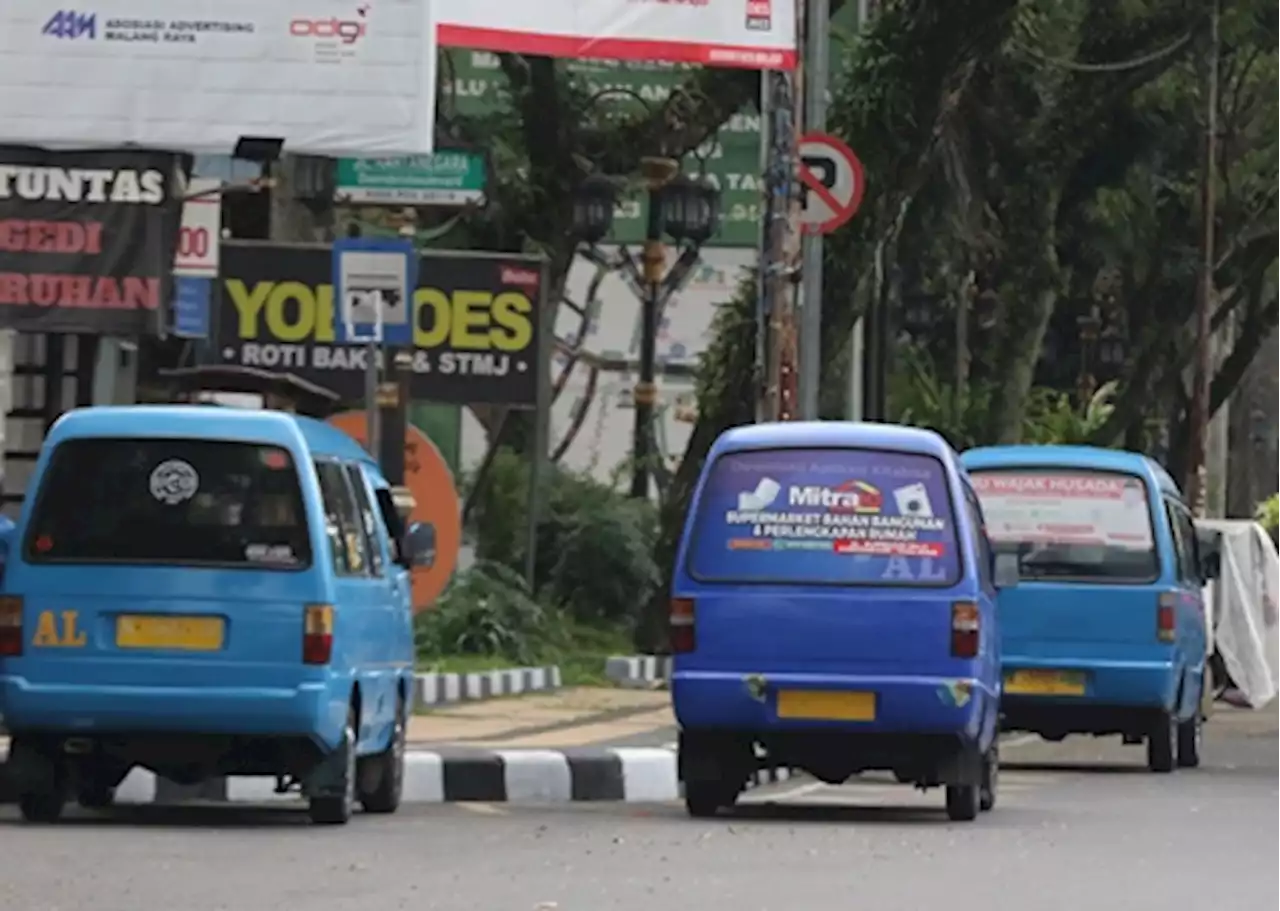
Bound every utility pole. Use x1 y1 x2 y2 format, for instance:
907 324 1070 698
845 0 872 421
1185 0 1219 516
757 18 803 422
797 0 830 420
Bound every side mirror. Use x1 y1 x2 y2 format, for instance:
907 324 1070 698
993 552 1020 590
402 521 436 569
1196 527 1223 584
1199 551 1221 584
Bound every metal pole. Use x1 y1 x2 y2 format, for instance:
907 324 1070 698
1186 0 1219 516
756 73 772 424
364 341 380 459
846 0 870 422
798 0 830 421
524 259 553 589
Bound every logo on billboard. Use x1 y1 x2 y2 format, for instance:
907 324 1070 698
745 0 772 31
290 5 369 45
42 10 97 40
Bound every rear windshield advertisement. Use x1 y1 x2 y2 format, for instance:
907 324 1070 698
689 448 960 586
970 470 1153 549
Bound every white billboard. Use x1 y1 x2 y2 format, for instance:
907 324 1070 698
0 1 436 157
438 0 796 70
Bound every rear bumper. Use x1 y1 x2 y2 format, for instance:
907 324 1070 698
0 675 338 745
1000 656 1179 736
671 670 996 739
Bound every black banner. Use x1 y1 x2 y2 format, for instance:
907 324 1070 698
0 146 183 334
216 241 545 407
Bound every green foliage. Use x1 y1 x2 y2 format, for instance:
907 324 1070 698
467 449 661 629
414 561 548 664
1257 495 1279 536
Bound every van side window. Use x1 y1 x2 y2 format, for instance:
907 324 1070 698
373 486 406 565
1165 500 1199 584
315 460 371 576
344 463 385 577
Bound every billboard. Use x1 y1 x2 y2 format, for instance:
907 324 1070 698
0 146 184 334
216 241 545 407
0 1 436 156
437 0 796 70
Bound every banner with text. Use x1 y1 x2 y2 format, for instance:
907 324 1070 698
0 146 183 334
217 242 544 407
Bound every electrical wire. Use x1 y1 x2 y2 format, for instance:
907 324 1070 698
1011 31 1194 73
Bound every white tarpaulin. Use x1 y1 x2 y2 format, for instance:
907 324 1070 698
0 1 436 156
437 0 796 70
1199 519 1279 709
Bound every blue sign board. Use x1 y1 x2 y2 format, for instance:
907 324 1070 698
172 276 211 339
331 237 416 345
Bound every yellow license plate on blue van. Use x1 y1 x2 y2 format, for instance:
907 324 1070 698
1004 669 1086 696
116 616 224 651
777 690 876 721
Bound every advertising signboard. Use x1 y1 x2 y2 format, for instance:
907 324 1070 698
0 146 184 334
336 153 488 206
437 0 797 69
217 241 545 407
443 51 763 247
0 0 436 156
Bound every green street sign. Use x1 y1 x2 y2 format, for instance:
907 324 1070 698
336 152 488 206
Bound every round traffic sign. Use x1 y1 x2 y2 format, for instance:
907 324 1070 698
798 133 866 235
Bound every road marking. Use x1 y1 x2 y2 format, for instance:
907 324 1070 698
457 802 507 815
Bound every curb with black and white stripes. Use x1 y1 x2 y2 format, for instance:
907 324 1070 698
0 743 790 806
604 655 672 686
414 666 561 707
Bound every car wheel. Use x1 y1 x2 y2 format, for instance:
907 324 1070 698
1146 713 1177 773
945 783 979 822
359 693 407 814
1176 710 1202 769
683 780 723 819
309 709 357 825
979 746 998 812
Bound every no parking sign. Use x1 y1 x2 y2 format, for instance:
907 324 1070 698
798 133 866 235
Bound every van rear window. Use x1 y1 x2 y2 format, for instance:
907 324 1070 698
970 468 1158 583
687 447 961 586
24 438 312 570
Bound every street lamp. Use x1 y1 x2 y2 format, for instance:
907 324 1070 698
570 163 722 499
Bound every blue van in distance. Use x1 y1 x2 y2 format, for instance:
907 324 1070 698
961 445 1211 772
0 406 434 824
670 422 1012 821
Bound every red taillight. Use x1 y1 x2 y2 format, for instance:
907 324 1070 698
669 598 696 654
303 604 334 664
0 596 22 657
951 600 980 659
1157 592 1176 643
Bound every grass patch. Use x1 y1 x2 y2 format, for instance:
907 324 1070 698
415 621 632 688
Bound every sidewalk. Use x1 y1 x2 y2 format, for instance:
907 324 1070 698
409 687 674 748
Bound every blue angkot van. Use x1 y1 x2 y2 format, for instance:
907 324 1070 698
962 445 1212 772
670 422 1013 821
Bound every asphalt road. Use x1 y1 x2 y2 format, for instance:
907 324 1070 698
0 710 1274 911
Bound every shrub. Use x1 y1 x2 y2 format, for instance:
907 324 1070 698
414 561 550 664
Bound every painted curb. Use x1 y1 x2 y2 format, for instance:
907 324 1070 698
604 655 672 685
0 745 790 806
414 666 561 707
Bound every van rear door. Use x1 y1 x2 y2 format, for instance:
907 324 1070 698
680 446 965 672
14 436 317 687
969 468 1163 654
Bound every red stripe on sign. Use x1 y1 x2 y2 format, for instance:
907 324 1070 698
438 25 798 70
800 166 843 217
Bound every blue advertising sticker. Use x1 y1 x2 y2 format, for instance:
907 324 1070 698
689 448 960 586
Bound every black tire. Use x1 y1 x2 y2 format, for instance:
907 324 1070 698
945 783 980 822
18 789 66 823
309 709 357 825
1147 713 1177 773
360 693 407 814
683 781 722 819
979 746 998 812
77 785 116 809
1177 711 1202 769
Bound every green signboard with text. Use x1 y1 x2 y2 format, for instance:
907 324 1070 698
444 50 764 248
336 152 488 206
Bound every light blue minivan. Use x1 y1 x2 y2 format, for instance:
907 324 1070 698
961 445 1212 772
0 406 434 823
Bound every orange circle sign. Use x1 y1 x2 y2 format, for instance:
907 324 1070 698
328 411 461 613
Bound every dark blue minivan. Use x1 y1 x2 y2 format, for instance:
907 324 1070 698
670 422 1013 821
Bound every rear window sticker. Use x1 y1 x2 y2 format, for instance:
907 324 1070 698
149 459 200 505
245 543 297 564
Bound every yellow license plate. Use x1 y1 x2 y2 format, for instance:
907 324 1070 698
1004 669 1086 696
777 690 876 721
116 616 225 651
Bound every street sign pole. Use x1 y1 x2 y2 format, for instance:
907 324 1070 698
798 0 830 421
332 236 416 474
